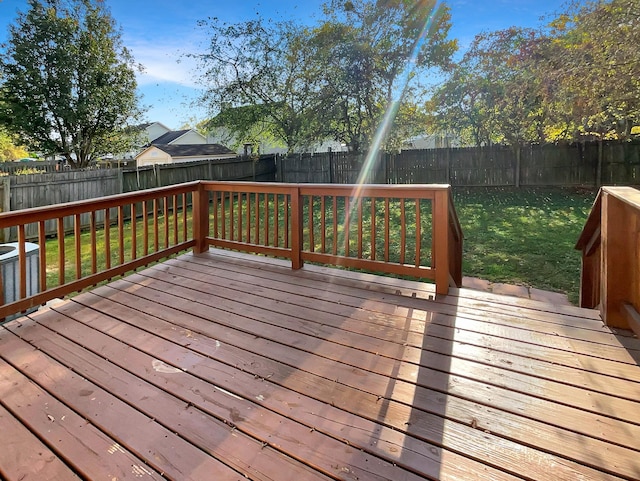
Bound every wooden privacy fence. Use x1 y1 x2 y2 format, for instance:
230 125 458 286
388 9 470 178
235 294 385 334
0 156 277 241
576 187 640 337
278 141 640 186
0 181 462 319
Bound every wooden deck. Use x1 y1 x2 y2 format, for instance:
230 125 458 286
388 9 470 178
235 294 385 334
1 249 639 481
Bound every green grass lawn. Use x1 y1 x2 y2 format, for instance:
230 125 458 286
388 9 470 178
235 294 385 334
452 186 597 304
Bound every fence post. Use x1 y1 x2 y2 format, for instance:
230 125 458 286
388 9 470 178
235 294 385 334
192 182 209 254
290 186 303 269
434 189 451 295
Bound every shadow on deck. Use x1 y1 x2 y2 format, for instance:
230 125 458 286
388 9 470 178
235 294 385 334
1 249 639 481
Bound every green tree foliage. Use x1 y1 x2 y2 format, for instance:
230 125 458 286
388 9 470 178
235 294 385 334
545 0 640 140
310 0 456 152
0 127 29 161
429 0 640 147
430 28 546 148
196 0 455 154
0 0 142 168
194 17 321 154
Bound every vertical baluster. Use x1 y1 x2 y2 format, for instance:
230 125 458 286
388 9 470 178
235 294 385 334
332 196 338 256
264 193 269 246
308 196 314 252
38 221 47 292
18 225 26 298
118 205 125 264
273 194 278 247
182 193 188 242
400 198 406 265
344 197 350 256
246 191 251 244
238 192 243 242
320 196 326 253
153 198 159 252
131 204 137 260
357 198 363 259
371 198 376 261
142 200 149 256
104 209 111 269
230 192 235 241
173 194 179 245
221 192 226 239
384 198 390 262
162 196 170 249
213 191 219 238
74 214 82 279
284 194 289 248
415 199 421 267
254 192 260 244
57 217 65 285
90 211 97 274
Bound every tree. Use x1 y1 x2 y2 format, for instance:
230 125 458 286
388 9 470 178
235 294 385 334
0 127 29 161
0 0 142 169
429 27 547 149
311 0 456 152
544 0 640 141
195 17 322 154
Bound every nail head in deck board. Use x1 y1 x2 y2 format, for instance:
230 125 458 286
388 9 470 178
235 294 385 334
0 403 81 481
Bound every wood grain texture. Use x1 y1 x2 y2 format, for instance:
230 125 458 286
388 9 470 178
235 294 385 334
0 249 637 481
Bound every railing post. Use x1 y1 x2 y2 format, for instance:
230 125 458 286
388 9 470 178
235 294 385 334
600 191 636 329
434 189 451 296
290 186 303 270
192 182 209 254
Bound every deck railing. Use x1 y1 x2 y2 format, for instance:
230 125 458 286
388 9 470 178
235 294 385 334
0 181 462 320
576 186 640 336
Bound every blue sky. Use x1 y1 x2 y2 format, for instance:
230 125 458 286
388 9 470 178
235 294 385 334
0 0 574 129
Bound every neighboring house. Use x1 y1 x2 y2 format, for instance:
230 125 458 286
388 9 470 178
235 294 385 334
136 144 236 167
144 122 172 143
402 133 461 150
149 129 207 146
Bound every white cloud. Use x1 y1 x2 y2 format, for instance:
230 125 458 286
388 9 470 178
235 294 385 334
126 38 203 88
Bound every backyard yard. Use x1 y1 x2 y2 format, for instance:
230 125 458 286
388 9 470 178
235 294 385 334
454 187 597 304
39 185 597 307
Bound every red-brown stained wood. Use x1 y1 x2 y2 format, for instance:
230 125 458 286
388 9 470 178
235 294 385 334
72 266 636 480
89 211 97 274
182 193 188 242
246 191 251 243
230 191 235 241
263 193 269 245
104 208 111 269
173 194 179 245
237 192 243 242
274 193 279 246
118 204 125 265
0 339 166 481
213 190 219 238
371 198 376 260
130 203 137 260
73 214 81 280
142 200 149 255
254 192 259 244
163 195 169 248
0 402 80 481
38 220 47 292
332 196 337 256
320 196 326 253
57 217 65 285
17 225 26 299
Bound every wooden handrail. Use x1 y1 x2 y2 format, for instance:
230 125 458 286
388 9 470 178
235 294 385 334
0 181 464 320
576 186 640 335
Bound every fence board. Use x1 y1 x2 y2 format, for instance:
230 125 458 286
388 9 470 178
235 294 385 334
278 141 640 187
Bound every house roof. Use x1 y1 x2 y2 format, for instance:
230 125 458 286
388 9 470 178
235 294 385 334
151 144 235 157
151 129 192 145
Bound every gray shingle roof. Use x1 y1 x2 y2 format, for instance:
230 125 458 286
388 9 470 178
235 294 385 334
152 144 235 157
151 130 191 145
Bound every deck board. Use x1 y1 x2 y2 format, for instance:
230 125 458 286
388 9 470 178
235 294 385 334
1 248 639 481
